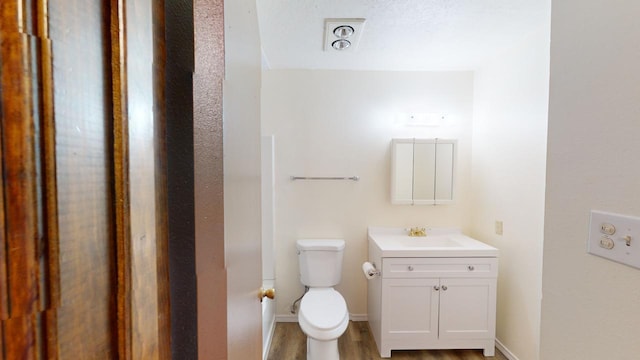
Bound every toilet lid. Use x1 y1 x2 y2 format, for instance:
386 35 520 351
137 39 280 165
299 289 347 331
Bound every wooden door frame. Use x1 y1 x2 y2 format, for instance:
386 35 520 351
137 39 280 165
0 1 170 358
0 1 59 357
110 0 172 358
110 1 133 357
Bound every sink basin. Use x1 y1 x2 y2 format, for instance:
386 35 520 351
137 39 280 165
368 227 498 257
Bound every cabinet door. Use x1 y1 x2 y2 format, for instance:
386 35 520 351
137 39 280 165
438 278 496 340
434 142 455 203
391 140 415 204
382 278 440 343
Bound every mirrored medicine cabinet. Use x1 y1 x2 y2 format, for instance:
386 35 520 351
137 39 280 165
391 138 456 205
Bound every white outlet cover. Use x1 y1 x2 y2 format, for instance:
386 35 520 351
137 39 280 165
588 210 640 269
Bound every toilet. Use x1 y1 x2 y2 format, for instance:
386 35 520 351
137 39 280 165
296 239 349 360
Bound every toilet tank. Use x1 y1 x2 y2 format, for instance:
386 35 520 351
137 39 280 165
297 239 345 287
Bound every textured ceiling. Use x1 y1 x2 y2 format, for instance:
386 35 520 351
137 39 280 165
257 0 550 71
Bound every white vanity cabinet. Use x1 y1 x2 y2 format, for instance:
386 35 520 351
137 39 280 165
367 229 499 358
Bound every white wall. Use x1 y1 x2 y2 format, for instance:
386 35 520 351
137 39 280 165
471 23 550 360
541 1 640 359
262 70 474 317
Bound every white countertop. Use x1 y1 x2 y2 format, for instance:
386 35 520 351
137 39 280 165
368 227 499 258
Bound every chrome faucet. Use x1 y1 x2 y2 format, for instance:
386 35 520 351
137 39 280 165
408 227 427 237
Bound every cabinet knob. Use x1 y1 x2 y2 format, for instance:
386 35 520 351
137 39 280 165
441 285 448 291
468 265 475 271
407 265 414 271
433 285 440 291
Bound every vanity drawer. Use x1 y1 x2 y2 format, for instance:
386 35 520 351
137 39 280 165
382 257 498 278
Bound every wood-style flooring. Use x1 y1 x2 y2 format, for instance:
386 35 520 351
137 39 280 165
267 321 508 360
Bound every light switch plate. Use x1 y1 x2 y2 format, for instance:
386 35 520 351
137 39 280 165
588 210 640 269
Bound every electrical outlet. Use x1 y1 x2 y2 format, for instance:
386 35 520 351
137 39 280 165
495 221 503 236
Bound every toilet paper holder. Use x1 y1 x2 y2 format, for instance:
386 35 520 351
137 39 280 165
362 261 380 278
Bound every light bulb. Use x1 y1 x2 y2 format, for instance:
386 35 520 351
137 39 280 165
332 39 351 50
333 25 354 39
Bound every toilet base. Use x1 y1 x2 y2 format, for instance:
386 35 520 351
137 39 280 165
306 337 339 360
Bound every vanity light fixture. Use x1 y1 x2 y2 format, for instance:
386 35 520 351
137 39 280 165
395 113 448 127
324 19 366 52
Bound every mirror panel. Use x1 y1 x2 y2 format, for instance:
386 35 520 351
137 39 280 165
413 142 436 201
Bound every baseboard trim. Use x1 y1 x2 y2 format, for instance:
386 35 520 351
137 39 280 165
349 313 368 321
276 313 368 323
495 339 519 360
275 314 298 322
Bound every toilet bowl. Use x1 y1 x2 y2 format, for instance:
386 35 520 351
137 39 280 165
296 239 348 360
298 288 349 360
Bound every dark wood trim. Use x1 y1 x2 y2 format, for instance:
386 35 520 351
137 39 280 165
165 0 197 357
2 1 171 357
109 0 132 358
153 0 171 358
36 0 59 357
1 0 40 320
37 0 59 314
0 319 3 360
0 77 7 324
37 0 59 311
0 1 51 358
